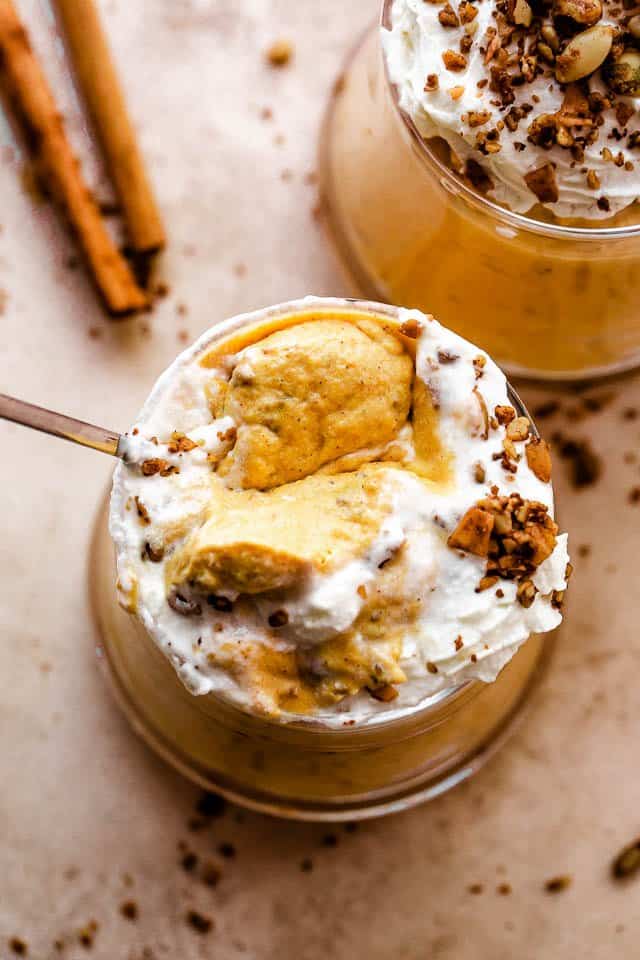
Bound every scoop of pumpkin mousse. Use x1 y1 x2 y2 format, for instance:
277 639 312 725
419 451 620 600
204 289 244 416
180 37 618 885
165 316 442 713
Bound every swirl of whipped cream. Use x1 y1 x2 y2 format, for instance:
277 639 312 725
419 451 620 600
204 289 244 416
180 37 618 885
384 0 640 219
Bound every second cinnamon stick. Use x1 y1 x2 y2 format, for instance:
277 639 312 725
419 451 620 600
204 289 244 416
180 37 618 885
55 0 166 256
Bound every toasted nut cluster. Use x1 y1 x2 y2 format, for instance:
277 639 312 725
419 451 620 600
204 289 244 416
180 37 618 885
141 458 179 477
448 490 559 603
167 431 199 454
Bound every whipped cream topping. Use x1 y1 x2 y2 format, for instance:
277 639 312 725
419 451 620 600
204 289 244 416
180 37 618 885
110 298 569 727
383 0 640 219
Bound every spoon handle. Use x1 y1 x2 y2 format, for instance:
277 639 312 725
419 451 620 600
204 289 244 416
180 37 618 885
0 392 121 457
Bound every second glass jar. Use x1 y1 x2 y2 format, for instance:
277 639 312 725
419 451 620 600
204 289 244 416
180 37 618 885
319 12 640 380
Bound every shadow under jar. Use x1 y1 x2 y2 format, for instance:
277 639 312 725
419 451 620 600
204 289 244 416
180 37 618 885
319 6 640 381
90 297 554 822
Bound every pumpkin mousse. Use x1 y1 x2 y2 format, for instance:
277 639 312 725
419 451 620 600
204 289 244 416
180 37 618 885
109 299 570 725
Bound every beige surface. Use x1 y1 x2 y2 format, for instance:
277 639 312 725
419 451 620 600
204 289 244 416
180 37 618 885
1 1 640 957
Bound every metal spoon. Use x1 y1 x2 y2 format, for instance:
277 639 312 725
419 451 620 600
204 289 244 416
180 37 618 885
0 392 123 457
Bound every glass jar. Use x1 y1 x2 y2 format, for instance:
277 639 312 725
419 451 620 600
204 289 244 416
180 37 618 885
89 297 554 821
319 7 640 380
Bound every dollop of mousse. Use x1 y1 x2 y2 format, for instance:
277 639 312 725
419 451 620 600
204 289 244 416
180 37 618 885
384 0 640 218
110 302 570 726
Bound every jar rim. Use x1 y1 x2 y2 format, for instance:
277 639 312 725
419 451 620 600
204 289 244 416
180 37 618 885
379 0 640 243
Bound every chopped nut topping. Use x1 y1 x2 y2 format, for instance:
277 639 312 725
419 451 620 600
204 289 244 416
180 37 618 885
586 168 601 189
141 457 179 477
439 3 460 26
459 0 478 21
400 318 421 338
168 432 199 454
432 349 458 369
503 436 520 461
526 437 553 482
455 636 464 650
516 578 537 608
450 85 466 99
473 355 486 378
524 163 559 204
425 73 440 92
476 575 499 592
368 683 400 702
473 461 487 483
506 416 531 442
553 0 602 26
467 110 492 127
495 405 516 425
134 496 151 526
451 491 559 585
426 661 439 674
448 506 495 557
443 49 468 71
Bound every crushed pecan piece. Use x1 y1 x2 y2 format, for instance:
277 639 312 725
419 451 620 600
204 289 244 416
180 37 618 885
439 3 460 26
476 575 499 592
368 684 399 702
400 318 421 338
167 432 199 454
495 404 516 425
467 110 492 127
134 496 151 526
507 416 531 442
516 579 537 608
524 163 559 203
443 49 468 71
459 0 478 21
448 507 495 557
141 458 168 476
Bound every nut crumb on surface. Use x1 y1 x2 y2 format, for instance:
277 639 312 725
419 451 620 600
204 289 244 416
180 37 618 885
186 910 213 934
9 939 27 956
77 921 98 948
120 900 138 921
612 838 640 879
544 874 572 893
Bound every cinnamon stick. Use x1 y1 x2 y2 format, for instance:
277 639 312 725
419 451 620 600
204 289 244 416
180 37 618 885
54 0 166 256
0 0 146 316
